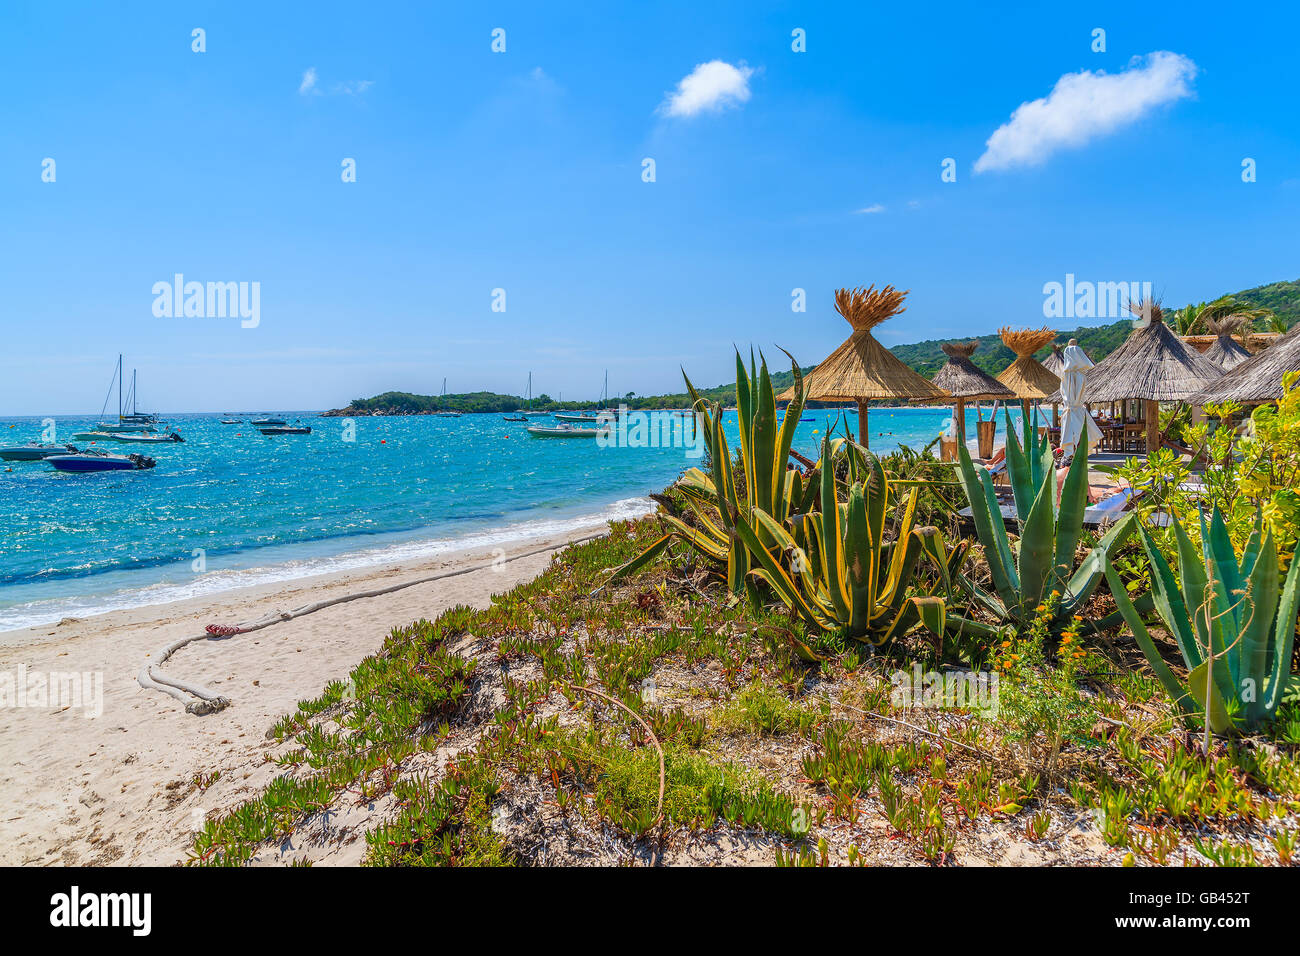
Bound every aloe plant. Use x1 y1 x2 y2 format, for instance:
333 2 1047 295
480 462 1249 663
734 437 962 644
953 440 1135 636
1001 408 1055 523
609 349 817 592
1106 509 1300 733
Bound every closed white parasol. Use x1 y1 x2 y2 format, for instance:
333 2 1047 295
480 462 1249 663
1059 338 1102 459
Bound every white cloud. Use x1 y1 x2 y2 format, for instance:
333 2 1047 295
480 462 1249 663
300 69 374 97
854 204 885 215
660 60 754 118
333 79 374 95
974 51 1197 174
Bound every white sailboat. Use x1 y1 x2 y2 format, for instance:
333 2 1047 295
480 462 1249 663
433 378 462 417
91 356 156 432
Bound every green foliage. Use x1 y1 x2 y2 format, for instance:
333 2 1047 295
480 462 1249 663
1118 373 1300 571
1106 509 1300 734
609 349 816 593
953 429 1134 637
738 436 962 644
994 594 1099 780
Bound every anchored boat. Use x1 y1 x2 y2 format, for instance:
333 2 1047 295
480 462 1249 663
259 425 311 435
108 431 184 444
0 443 78 462
526 423 607 438
47 451 156 472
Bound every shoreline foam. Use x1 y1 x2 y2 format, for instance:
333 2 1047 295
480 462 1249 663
0 495 655 635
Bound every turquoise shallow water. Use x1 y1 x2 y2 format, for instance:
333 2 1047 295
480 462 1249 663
0 406 1023 631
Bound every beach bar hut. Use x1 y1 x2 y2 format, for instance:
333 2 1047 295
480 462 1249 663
995 327 1062 430
928 341 1014 458
1188 322 1300 408
780 286 948 447
1202 315 1253 372
1071 300 1223 454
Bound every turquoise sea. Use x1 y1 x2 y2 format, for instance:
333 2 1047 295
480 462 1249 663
0 406 1025 632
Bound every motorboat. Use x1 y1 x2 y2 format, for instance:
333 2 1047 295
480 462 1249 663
47 451 156 472
554 412 600 424
251 417 287 426
0 443 78 462
526 424 607 438
108 431 184 444
502 414 529 422
259 425 311 435
220 419 242 425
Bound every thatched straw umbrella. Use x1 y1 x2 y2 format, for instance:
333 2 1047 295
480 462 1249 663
1040 342 1065 377
1038 341 1067 426
778 286 948 447
928 341 1014 456
1202 315 1253 372
1188 322 1300 407
1067 300 1223 453
995 327 1062 426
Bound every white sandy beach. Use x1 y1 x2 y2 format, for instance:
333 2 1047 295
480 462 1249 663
0 526 608 866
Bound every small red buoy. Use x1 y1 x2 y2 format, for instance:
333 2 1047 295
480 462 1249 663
380 439 386 444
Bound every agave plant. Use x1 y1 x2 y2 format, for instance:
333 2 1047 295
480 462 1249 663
733 437 964 644
1106 509 1300 733
953 438 1135 637
609 349 817 592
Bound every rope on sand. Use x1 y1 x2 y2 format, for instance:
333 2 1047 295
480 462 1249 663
138 533 605 715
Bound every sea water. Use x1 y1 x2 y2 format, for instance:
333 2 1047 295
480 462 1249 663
0 406 1025 631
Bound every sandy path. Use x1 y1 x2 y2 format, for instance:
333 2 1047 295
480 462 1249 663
0 529 600 866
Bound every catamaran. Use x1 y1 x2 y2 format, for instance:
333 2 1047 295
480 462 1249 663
433 378 462 417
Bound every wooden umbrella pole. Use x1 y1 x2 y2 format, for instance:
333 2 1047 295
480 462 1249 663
857 399 869 448
1145 399 1159 455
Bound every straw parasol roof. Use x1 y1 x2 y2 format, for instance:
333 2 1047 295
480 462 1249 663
929 341 1015 401
1188 322 1300 406
995 327 1062 400
1039 342 1065 377
1201 315 1253 372
1065 300 1223 404
776 286 949 402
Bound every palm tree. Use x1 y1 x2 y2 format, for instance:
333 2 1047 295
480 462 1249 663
1260 310 1288 334
1173 301 1207 336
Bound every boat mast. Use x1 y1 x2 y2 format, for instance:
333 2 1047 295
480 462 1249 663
118 354 123 422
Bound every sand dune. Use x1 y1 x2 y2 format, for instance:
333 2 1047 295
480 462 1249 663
0 529 600 866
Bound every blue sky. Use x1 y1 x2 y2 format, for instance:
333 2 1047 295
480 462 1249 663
2 1 1297 414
